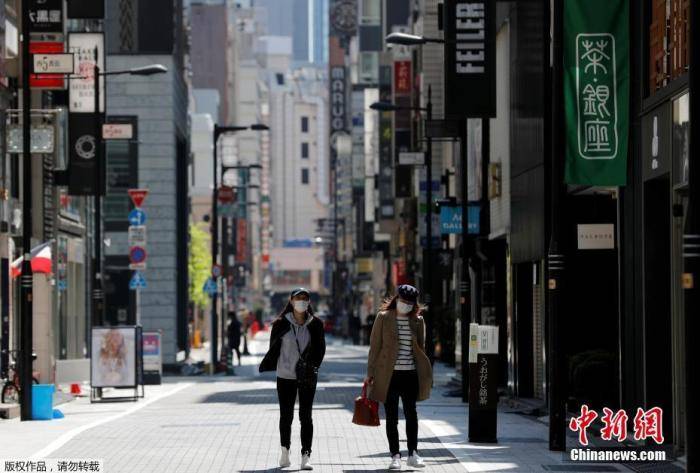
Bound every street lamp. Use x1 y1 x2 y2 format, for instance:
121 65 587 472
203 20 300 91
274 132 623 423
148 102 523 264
385 32 445 46
369 86 436 363
211 124 268 374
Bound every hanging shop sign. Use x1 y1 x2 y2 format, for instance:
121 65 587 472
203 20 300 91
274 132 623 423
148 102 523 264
576 224 615 250
67 113 100 195
439 204 481 235
68 32 105 113
443 0 496 118
28 0 63 33
564 0 629 186
32 53 74 74
29 42 65 89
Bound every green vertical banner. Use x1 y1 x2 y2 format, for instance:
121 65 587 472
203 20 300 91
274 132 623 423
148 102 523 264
564 0 629 186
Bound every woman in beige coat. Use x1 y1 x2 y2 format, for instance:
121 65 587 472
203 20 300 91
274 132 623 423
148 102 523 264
364 284 433 470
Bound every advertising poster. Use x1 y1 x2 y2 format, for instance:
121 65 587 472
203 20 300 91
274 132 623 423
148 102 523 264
91 327 137 388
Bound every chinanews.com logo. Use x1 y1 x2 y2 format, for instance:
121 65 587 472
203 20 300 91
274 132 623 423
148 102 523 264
568 405 671 463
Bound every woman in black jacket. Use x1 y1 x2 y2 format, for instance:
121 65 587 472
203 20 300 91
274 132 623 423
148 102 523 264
259 288 326 470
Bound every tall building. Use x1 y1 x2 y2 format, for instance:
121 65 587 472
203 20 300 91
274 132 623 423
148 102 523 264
189 1 233 123
104 0 190 365
254 0 328 65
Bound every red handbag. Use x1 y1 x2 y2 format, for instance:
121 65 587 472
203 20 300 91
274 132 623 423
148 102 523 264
352 382 380 426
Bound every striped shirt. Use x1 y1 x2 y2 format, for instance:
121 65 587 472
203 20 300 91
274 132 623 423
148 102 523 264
394 315 416 370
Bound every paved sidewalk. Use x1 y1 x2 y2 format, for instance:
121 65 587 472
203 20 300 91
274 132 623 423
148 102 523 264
0 334 644 472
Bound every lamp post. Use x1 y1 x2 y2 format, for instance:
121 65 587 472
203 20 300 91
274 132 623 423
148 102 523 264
19 0 33 421
211 124 268 373
370 90 435 362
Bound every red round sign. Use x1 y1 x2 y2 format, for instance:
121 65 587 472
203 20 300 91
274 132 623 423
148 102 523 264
129 246 147 264
217 186 235 204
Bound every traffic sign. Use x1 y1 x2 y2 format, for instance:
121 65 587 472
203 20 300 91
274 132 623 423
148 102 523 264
32 53 74 74
128 225 147 246
129 271 147 290
128 189 149 208
212 264 222 279
103 123 134 140
129 262 146 271
217 186 235 204
128 208 147 226
129 246 147 265
203 278 217 296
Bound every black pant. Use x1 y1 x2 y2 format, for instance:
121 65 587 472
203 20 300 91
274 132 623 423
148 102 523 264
277 377 317 455
229 345 241 365
384 370 419 457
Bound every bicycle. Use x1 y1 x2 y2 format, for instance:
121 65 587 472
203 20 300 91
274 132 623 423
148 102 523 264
1 350 39 404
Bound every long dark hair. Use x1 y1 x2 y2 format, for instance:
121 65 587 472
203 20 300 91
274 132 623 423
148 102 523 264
275 299 315 322
380 295 423 318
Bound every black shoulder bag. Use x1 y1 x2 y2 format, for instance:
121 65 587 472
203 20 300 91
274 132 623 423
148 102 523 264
293 326 318 388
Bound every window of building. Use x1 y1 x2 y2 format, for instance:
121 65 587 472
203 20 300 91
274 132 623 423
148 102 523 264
301 168 309 184
301 142 309 159
360 0 380 25
649 0 689 95
301 116 309 132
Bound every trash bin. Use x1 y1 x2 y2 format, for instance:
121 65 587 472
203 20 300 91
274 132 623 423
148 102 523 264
32 384 55 420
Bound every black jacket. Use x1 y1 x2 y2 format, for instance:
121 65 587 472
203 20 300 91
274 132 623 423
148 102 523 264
259 314 326 373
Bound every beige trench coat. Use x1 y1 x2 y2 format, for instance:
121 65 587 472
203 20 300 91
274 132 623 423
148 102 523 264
366 310 433 403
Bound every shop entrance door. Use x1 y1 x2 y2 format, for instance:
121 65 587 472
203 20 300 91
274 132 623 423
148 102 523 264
670 185 687 453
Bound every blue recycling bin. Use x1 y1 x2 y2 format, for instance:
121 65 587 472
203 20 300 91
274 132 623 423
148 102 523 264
32 384 55 420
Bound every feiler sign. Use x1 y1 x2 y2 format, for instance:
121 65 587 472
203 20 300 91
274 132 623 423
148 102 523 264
443 0 496 118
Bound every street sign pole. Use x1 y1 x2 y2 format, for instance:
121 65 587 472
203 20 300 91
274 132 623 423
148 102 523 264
19 0 34 421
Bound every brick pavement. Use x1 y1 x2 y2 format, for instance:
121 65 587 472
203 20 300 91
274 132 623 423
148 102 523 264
0 335 659 472
36 338 466 473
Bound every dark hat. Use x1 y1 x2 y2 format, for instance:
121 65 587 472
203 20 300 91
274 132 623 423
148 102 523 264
397 284 419 303
291 287 311 298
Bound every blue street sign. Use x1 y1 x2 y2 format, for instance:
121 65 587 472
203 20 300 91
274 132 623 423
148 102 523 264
128 208 147 226
440 205 481 235
129 271 147 290
203 278 217 296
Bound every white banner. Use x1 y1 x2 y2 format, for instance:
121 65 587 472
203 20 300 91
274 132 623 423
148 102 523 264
68 32 105 113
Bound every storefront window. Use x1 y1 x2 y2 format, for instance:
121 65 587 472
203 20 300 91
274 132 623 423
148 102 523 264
672 93 689 185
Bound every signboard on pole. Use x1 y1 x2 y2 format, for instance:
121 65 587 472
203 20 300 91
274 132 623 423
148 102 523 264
68 32 105 113
128 189 149 208
128 209 147 226
28 0 64 33
217 186 235 204
564 0 629 186
443 0 496 118
129 271 147 290
128 226 147 247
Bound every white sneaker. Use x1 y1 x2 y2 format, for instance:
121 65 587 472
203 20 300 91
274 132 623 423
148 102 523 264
279 447 291 467
301 453 313 470
388 454 402 470
407 453 426 468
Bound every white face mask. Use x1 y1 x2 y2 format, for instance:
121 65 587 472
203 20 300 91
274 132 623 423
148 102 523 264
396 301 413 314
293 300 309 313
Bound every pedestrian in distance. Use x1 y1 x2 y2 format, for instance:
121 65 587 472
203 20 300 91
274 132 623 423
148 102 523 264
259 288 326 470
364 284 433 470
227 312 242 367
